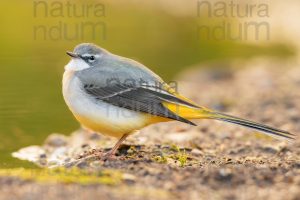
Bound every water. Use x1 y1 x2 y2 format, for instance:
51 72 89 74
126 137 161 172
0 55 77 168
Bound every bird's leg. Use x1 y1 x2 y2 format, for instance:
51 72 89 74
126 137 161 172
102 134 129 160
70 134 129 166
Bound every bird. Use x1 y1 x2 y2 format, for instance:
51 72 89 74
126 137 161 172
63 43 295 159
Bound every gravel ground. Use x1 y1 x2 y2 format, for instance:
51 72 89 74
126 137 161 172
1 58 300 200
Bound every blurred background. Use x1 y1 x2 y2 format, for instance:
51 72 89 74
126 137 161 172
0 0 299 167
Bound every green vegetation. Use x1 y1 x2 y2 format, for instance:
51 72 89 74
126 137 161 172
152 155 168 164
172 150 188 167
152 144 189 167
0 168 123 185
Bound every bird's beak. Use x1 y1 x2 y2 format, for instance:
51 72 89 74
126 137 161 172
66 51 79 58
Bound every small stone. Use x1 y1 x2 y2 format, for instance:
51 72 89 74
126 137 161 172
12 146 45 163
89 133 101 140
191 148 203 156
39 153 47 158
166 133 194 142
77 161 89 169
122 173 136 182
261 146 278 154
215 168 233 182
45 134 68 147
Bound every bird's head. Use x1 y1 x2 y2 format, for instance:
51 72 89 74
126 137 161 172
65 43 106 71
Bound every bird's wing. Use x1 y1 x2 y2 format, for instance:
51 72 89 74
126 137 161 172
74 54 202 125
83 82 198 125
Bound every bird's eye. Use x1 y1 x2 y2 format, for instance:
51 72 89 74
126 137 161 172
88 55 95 62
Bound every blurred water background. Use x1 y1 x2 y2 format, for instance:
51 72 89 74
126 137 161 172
0 0 299 167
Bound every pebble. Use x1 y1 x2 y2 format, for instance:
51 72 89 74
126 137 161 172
44 134 68 147
191 148 203 156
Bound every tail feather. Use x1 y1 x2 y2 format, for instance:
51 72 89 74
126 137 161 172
206 111 295 141
163 103 295 141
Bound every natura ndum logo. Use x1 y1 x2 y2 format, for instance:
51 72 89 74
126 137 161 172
197 1 270 42
33 1 106 41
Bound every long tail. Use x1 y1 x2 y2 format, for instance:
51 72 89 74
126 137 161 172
164 103 295 141
201 110 295 141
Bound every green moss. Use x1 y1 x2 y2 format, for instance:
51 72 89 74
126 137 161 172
177 150 188 167
153 144 189 167
0 168 123 185
152 155 168 164
127 146 138 155
169 150 188 167
170 144 181 152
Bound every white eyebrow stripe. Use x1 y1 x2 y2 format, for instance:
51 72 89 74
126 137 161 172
82 54 101 58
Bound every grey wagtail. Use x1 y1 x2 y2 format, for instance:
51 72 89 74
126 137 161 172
63 43 295 159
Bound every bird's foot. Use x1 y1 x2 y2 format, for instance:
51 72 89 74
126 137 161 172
95 149 119 161
64 134 129 168
63 149 115 168
77 148 101 159
78 148 116 161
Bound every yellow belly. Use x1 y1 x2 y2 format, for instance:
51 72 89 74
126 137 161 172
74 113 169 138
